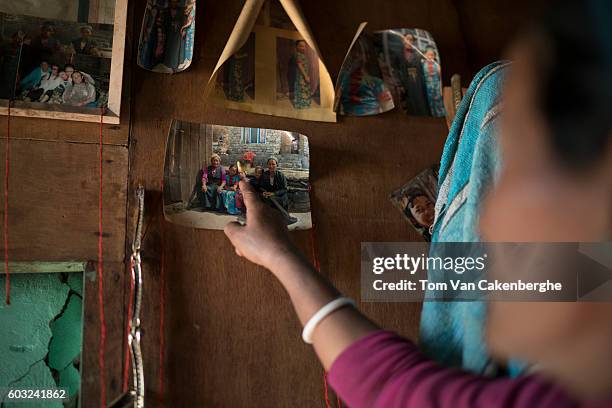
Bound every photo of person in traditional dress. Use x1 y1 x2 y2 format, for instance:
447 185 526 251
218 33 255 103
374 28 444 117
289 40 312 109
422 46 446 117
195 154 226 211
219 164 244 216
389 166 439 241
276 38 320 110
137 0 196 73
336 34 394 116
178 0 196 71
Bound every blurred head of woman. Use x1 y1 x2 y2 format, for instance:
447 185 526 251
480 0 612 398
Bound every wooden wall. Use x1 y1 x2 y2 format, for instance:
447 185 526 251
128 1 546 407
1 0 547 406
164 120 212 204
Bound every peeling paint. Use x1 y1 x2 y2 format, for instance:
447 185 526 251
0 273 83 407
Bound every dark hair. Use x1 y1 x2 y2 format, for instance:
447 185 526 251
63 64 75 70
535 0 612 170
295 40 306 47
404 189 428 208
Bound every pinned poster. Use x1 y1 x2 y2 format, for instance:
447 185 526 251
205 0 336 122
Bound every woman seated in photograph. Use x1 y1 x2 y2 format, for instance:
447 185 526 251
220 164 243 215
62 70 96 107
24 64 62 102
198 154 226 211
260 158 289 210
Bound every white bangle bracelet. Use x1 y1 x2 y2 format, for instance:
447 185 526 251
302 297 356 344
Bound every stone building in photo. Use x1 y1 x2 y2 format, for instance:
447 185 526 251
212 125 309 172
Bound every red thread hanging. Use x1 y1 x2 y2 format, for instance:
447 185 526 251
98 109 107 408
308 184 332 408
323 371 332 408
158 180 167 406
309 184 343 408
4 102 10 305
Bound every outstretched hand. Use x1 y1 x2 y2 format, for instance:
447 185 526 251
224 180 295 271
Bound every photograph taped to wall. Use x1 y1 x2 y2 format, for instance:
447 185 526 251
373 28 445 117
137 0 196 73
164 119 312 231
0 0 127 123
389 166 438 241
335 31 394 116
205 0 336 122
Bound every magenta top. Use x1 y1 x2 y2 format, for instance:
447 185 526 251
328 331 611 408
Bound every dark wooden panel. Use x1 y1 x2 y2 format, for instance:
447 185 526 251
81 261 127 406
124 1 455 406
0 137 128 262
119 0 545 407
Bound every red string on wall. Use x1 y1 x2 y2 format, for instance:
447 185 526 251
308 184 343 408
98 109 107 408
4 103 11 305
159 180 167 406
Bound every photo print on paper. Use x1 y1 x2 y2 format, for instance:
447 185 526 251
389 166 439 241
335 27 445 118
0 12 114 107
137 0 196 73
374 28 445 117
164 120 313 231
205 0 336 122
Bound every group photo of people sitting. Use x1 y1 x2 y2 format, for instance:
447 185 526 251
0 14 112 107
189 154 297 225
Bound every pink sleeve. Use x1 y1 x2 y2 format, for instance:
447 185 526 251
328 331 576 408
202 168 208 184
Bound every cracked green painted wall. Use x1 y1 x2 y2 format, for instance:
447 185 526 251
0 273 83 407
